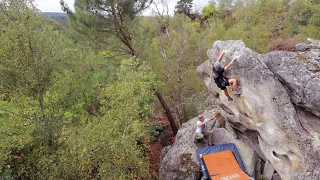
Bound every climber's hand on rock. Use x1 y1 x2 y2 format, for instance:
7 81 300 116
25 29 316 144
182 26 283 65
232 56 239 61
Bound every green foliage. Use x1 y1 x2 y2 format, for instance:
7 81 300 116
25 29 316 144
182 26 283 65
312 0 320 4
140 14 211 121
290 0 314 26
0 97 36 176
1 0 156 179
202 4 217 20
286 0 320 38
50 58 156 179
0 0 58 98
300 25 320 39
309 12 320 26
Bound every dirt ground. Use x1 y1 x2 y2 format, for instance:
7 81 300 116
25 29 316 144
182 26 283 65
147 113 174 176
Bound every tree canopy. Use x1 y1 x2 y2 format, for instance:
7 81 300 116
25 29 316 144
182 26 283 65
61 0 153 56
175 0 193 16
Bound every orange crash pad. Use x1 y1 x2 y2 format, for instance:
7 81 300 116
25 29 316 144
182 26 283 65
202 150 251 180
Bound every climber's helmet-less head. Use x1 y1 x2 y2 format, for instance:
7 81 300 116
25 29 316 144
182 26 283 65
214 62 222 70
198 115 204 121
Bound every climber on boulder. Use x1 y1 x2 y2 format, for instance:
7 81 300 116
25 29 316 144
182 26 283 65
194 113 219 145
213 52 241 101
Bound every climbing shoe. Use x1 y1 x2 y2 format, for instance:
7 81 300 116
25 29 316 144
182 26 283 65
228 97 233 101
233 91 242 96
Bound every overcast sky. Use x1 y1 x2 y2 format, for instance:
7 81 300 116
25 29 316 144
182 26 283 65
33 0 74 12
33 0 209 15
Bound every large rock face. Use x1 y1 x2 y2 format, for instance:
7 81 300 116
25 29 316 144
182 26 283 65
197 40 320 179
260 42 320 133
159 40 320 180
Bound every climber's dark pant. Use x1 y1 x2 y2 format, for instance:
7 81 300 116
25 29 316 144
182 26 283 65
219 80 230 90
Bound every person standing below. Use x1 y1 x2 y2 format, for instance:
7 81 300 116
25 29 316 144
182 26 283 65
195 114 218 146
213 52 241 101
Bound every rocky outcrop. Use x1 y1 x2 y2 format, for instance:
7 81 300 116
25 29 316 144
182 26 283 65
260 39 320 135
159 40 320 180
197 40 320 179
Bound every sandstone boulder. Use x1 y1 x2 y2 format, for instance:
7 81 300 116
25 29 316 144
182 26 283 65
263 160 275 180
197 40 319 179
160 40 320 180
272 173 282 180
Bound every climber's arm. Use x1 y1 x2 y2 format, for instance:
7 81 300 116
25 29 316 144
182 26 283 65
225 56 238 70
196 116 217 127
197 121 206 127
216 52 225 62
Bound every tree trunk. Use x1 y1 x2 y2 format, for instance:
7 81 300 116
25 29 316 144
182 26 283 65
39 94 53 146
156 26 181 125
176 40 187 122
155 90 178 135
165 27 187 123
111 3 135 56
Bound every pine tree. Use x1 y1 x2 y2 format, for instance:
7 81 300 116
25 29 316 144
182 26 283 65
61 0 153 56
175 0 193 17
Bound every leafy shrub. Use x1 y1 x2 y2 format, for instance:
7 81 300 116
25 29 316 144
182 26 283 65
267 37 303 51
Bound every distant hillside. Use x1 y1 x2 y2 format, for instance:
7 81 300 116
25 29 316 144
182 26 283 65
38 12 68 21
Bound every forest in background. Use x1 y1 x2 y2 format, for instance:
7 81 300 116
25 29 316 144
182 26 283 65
0 0 319 179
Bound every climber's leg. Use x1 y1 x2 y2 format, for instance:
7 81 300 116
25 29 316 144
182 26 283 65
195 132 204 139
204 131 213 146
229 79 241 95
223 89 233 101
228 79 237 92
